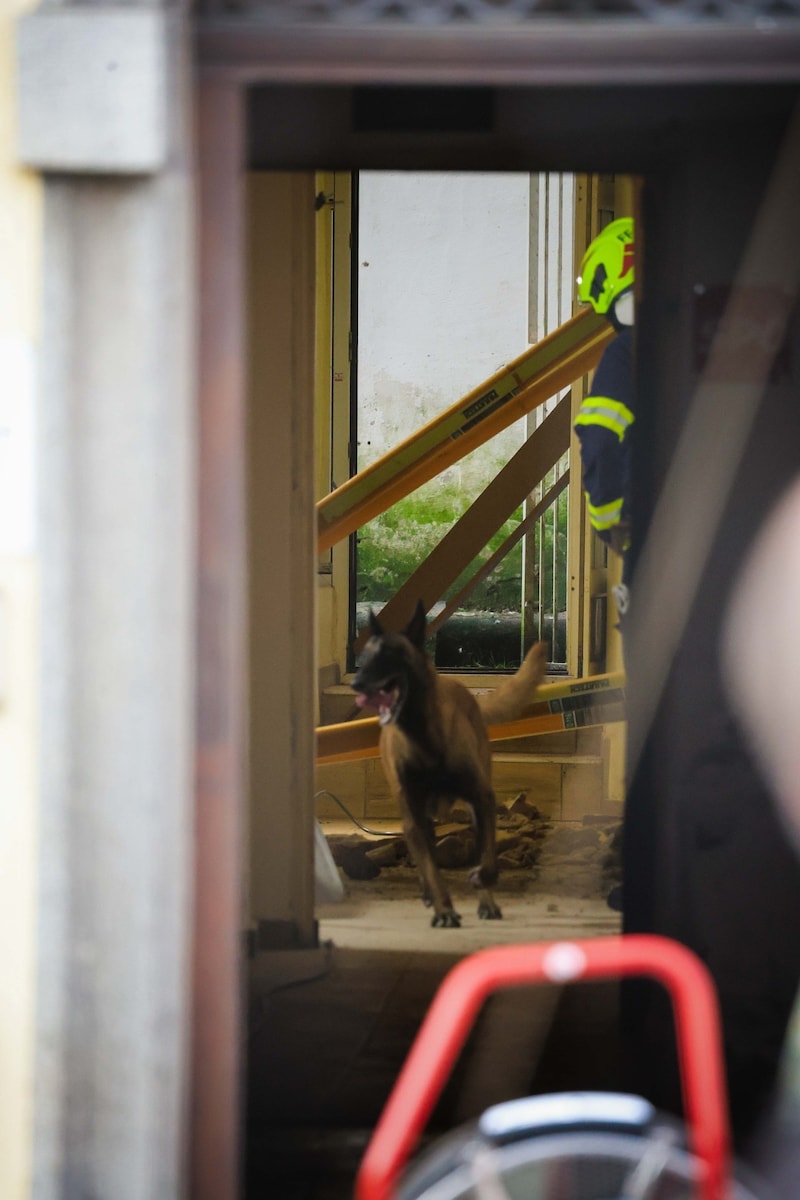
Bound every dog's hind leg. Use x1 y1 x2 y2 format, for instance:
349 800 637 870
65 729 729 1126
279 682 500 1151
468 787 503 920
402 804 462 928
417 816 438 909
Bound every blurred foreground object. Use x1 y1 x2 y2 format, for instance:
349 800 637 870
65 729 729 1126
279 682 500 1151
722 476 800 852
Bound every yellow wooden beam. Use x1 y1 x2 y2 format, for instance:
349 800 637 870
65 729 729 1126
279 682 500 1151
316 672 626 764
425 471 570 641
317 306 613 553
352 397 570 653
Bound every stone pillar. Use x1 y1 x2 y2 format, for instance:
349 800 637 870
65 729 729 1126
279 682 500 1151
17 7 195 1197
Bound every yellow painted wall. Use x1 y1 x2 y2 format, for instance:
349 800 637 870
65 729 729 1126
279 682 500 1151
247 172 318 942
0 0 41 1196
314 172 352 683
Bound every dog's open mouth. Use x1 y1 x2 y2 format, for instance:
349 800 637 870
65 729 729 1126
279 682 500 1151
353 682 401 726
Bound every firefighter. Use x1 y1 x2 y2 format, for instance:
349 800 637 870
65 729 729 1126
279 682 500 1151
574 218 635 915
574 217 635 623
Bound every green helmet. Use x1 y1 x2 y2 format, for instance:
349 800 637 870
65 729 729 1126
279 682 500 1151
577 217 635 316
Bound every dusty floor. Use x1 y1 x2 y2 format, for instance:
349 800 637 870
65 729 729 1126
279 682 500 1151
245 817 624 1199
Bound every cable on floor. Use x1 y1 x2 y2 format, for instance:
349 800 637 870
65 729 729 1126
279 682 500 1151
315 789 403 838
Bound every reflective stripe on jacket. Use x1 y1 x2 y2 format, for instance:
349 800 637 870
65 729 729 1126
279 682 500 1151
573 327 635 545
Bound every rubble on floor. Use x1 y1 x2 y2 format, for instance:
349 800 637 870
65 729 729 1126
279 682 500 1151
324 794 623 901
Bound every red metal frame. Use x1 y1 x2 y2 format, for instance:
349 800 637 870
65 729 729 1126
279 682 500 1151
355 935 731 1200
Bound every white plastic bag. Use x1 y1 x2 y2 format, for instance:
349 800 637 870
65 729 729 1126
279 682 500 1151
314 818 345 904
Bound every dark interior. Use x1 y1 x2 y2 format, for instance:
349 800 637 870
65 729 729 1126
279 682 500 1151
243 78 800 1197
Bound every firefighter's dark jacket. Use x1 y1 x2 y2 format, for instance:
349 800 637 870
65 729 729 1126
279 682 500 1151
574 325 634 548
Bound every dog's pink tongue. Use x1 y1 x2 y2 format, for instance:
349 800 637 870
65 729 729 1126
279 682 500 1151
354 690 394 711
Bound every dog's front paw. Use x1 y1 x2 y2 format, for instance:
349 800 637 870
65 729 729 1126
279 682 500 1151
431 909 462 928
478 900 503 920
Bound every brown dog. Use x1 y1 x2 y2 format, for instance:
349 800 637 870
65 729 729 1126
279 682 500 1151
351 601 548 927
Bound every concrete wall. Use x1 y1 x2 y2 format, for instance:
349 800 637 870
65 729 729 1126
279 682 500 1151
357 171 531 484
14 4 196 1196
0 1 41 1195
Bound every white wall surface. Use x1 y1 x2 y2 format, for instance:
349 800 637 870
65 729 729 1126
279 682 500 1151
357 171 532 489
0 1 41 1194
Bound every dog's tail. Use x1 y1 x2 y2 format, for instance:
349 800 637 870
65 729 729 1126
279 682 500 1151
475 641 548 725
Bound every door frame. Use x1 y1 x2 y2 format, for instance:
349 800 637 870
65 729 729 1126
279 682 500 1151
191 21 800 1200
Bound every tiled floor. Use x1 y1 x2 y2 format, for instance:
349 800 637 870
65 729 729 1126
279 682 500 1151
242 817 800 1200
244 877 623 1199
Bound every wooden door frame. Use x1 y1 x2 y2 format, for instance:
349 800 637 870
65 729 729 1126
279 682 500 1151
190 23 800 1200
193 75 247 1200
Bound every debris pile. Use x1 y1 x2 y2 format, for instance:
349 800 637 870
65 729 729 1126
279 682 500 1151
324 794 623 901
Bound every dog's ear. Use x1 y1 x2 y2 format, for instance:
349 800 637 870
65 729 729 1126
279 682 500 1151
403 599 428 651
368 608 384 638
